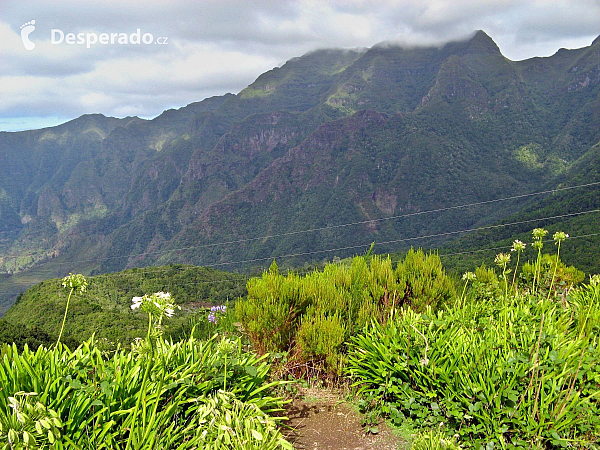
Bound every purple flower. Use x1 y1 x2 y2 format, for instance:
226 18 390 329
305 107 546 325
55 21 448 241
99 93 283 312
207 304 227 324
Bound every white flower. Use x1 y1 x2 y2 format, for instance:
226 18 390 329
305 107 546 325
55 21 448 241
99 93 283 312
511 239 526 252
164 308 175 318
131 296 143 310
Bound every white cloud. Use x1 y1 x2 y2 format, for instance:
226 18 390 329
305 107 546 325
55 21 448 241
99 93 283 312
0 0 598 130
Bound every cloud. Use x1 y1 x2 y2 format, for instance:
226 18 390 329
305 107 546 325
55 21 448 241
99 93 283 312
0 0 598 130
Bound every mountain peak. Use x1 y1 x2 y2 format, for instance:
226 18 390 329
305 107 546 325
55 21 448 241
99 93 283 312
466 30 501 54
593 35 600 46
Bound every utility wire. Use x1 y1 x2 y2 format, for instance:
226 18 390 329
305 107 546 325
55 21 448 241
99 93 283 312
1 208 599 277
1 230 599 299
195 208 600 268
2 181 599 263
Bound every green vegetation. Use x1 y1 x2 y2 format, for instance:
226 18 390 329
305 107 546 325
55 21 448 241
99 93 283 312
236 249 454 374
0 286 291 449
1 29 600 447
1 264 247 346
347 231 599 448
411 429 460 450
0 336 291 449
0 227 599 448
2 32 600 313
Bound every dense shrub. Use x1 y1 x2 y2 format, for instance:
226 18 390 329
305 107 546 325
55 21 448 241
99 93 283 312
0 320 78 351
236 249 455 374
520 254 585 297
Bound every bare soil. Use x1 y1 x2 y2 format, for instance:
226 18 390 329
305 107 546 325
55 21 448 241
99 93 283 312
282 388 404 450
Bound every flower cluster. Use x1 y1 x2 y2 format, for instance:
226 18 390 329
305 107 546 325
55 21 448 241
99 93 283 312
511 239 526 252
494 253 511 267
532 228 549 250
208 305 227 324
62 273 87 294
462 272 476 281
131 291 178 319
553 231 569 244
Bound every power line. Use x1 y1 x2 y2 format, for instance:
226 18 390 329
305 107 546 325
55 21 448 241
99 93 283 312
181 208 600 269
1 230 599 299
2 180 599 264
1 207 599 278
436 231 600 259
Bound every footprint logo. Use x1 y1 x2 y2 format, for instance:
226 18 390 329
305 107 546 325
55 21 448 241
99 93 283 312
20 20 36 50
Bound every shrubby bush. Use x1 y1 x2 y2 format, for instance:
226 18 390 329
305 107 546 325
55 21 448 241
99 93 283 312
236 249 455 374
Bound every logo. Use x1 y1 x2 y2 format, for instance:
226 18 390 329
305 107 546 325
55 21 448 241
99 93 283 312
18 20 168 51
20 20 36 50
51 29 168 48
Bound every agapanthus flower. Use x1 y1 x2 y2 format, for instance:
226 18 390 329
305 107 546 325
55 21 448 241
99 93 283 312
553 231 569 244
462 272 476 281
131 297 143 310
62 273 88 293
511 240 526 252
155 291 171 301
494 252 511 266
532 228 548 240
130 292 178 319
207 304 227 324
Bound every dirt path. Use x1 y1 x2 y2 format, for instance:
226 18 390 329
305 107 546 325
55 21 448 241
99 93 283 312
282 388 405 450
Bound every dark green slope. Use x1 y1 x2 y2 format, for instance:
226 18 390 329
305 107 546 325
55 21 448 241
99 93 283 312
436 141 600 275
136 32 599 270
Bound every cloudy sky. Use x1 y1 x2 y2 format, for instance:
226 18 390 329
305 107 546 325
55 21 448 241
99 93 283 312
0 0 598 132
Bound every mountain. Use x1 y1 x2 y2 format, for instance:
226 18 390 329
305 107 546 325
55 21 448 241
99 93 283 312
1 31 599 313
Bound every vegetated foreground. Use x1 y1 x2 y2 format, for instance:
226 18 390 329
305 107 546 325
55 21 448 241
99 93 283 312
0 228 599 448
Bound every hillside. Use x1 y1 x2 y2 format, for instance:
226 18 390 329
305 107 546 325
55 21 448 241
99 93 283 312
435 141 600 276
1 264 247 344
1 30 599 313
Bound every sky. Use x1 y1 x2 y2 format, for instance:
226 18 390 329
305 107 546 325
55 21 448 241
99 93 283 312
0 0 598 132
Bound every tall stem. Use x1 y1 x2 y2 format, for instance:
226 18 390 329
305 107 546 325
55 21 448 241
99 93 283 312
56 287 74 347
511 252 521 294
546 242 562 302
533 248 542 296
146 313 153 342
503 263 509 302
223 353 228 391
460 281 469 308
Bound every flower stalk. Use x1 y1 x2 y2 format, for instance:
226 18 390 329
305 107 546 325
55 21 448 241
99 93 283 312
56 274 87 347
547 232 568 301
